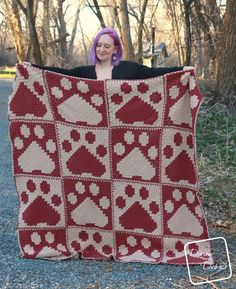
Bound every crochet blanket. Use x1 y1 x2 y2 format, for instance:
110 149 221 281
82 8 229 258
8 62 212 265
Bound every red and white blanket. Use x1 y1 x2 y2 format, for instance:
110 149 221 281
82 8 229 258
8 62 212 264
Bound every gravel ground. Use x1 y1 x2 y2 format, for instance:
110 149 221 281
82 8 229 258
0 79 235 289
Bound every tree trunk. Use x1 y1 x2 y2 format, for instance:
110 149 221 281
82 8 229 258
205 0 224 78
190 6 203 77
26 0 43 64
183 0 193 66
112 1 122 32
137 0 149 64
15 0 43 64
193 0 216 78
42 0 53 64
165 0 185 65
206 0 223 31
6 0 25 62
69 6 80 56
57 0 68 67
93 0 106 28
11 0 25 62
117 0 135 60
216 0 236 107
78 13 89 65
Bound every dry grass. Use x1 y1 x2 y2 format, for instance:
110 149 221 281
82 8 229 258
196 89 236 232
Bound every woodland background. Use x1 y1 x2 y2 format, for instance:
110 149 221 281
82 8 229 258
0 0 235 231
0 0 235 107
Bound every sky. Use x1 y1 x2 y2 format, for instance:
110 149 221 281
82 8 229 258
67 3 101 39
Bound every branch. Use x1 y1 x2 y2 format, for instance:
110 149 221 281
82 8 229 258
86 0 97 16
48 33 70 46
6 46 15 52
15 0 27 15
150 0 160 25
64 3 72 16
127 6 139 22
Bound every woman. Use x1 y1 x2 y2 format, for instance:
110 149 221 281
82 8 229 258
34 27 185 79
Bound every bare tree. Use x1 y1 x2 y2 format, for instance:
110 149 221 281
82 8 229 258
111 0 122 32
164 0 185 65
216 0 236 108
182 0 193 65
127 2 150 43
205 0 223 40
117 0 135 60
205 0 224 77
192 0 216 78
137 0 149 64
57 0 69 67
77 13 90 65
16 0 43 64
86 0 106 28
41 0 54 64
0 9 15 65
3 0 25 62
68 5 81 56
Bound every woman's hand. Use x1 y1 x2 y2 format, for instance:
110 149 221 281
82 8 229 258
183 66 195 70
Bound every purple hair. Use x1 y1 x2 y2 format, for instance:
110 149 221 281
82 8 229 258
89 28 123 66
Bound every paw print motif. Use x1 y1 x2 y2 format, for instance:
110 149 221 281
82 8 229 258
164 71 193 129
163 237 213 265
162 185 208 238
112 128 160 182
45 73 108 126
163 237 190 264
68 228 114 260
115 232 162 263
57 124 110 179
161 128 197 186
113 181 162 235
189 73 204 129
185 239 213 265
9 63 53 121
9 122 60 176
106 77 164 127
64 178 112 229
15 175 65 227
19 229 70 259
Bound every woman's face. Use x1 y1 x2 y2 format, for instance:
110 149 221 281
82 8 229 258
96 34 117 63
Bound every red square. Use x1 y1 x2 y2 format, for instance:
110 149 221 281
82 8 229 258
68 227 114 260
164 71 193 129
162 185 209 239
45 72 108 126
9 121 60 176
64 178 112 230
115 231 162 263
111 128 161 182
15 176 65 228
113 181 162 235
106 78 164 127
9 63 53 121
57 124 110 179
161 128 197 187
19 229 70 259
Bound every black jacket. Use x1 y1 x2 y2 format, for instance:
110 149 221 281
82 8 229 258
33 61 183 80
